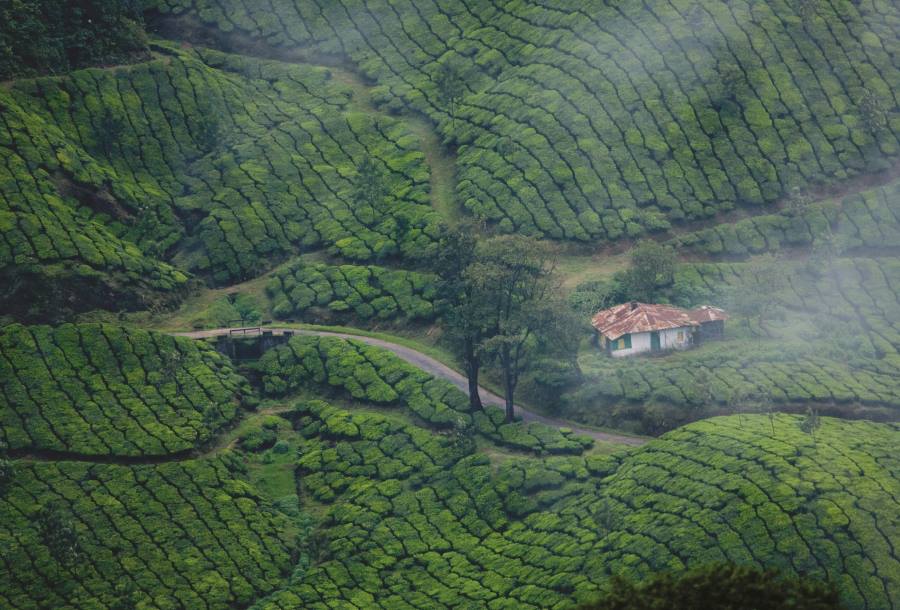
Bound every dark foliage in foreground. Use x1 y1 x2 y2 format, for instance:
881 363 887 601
581 562 843 610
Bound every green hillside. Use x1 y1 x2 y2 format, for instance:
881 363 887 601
0 323 250 457
1 44 439 319
2 1 900 608
150 0 900 240
2 324 896 608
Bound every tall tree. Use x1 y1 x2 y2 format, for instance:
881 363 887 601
467 235 577 421
858 88 887 137
351 155 390 215
725 254 786 335
434 58 467 133
434 226 488 410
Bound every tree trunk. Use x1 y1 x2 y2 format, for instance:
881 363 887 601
503 349 516 422
464 340 483 410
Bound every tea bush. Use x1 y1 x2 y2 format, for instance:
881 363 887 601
0 323 250 457
0 456 295 609
251 403 900 609
151 0 900 241
0 44 440 317
266 261 437 323
257 335 592 454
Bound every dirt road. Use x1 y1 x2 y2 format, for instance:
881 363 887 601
174 327 648 447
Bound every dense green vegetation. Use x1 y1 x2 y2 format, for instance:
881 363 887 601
256 334 592 454
249 404 898 609
563 251 900 432
266 260 437 324
670 177 900 258
0 43 439 319
0 323 249 456
2 1 900 608
580 563 842 610
0 456 295 609
0 0 149 80
151 0 900 240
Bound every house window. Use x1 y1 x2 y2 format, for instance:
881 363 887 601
677 330 684 341
612 335 632 350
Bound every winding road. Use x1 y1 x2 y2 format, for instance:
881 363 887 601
173 327 648 447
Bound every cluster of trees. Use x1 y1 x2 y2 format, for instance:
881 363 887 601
434 229 581 421
0 0 149 79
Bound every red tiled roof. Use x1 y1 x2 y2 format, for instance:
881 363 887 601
686 305 729 324
591 302 726 340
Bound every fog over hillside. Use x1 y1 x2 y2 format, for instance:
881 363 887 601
0 1 898 609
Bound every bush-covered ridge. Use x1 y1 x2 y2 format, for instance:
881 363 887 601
1 44 440 318
0 456 295 609
152 0 900 241
266 260 437 323
670 177 900 258
0 323 250 457
257 334 593 454
252 403 899 609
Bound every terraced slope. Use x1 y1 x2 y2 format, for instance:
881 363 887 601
0 323 250 457
152 0 900 241
1 44 439 318
670 176 900 257
256 334 594 454
0 456 295 609
266 260 437 323
251 403 899 609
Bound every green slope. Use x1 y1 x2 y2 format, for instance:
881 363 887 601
150 0 900 241
1 324 897 609
0 44 440 319
0 323 250 457
250 404 898 609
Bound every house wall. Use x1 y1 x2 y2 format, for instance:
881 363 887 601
659 326 693 351
610 331 651 357
608 326 693 357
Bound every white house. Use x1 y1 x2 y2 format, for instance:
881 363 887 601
591 302 727 357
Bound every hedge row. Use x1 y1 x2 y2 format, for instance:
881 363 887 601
0 323 250 457
256 335 592 454
0 455 295 609
1 42 441 314
152 0 900 240
266 260 437 323
670 177 900 258
251 402 899 609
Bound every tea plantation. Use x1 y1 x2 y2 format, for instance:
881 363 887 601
151 0 900 240
0 323 250 457
266 261 437 324
0 456 295 609
247 403 899 609
256 335 592 454
1 43 439 318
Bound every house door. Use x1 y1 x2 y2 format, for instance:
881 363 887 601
650 331 660 351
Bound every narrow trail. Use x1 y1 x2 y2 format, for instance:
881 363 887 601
175 327 648 447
